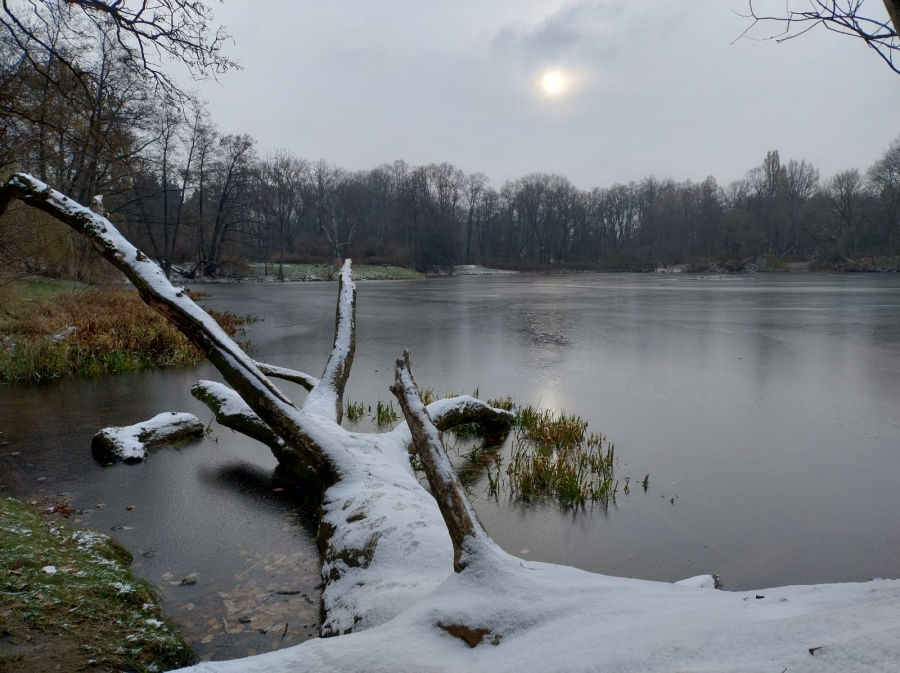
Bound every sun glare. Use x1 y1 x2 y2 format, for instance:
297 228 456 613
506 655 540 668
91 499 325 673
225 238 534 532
540 69 566 98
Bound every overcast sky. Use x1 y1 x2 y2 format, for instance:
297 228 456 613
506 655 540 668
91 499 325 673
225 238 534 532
195 0 900 190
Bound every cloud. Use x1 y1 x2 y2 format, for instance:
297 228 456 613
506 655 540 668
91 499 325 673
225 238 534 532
491 2 632 66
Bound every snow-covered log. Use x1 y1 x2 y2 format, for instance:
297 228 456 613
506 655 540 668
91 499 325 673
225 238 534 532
390 351 497 571
0 173 512 634
92 412 204 462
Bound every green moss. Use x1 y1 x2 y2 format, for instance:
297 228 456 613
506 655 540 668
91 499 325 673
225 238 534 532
0 497 196 671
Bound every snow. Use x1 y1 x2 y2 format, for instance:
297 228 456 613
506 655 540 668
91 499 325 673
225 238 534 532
180 555 900 673
302 260 355 421
253 361 319 390
675 573 721 589
92 412 204 461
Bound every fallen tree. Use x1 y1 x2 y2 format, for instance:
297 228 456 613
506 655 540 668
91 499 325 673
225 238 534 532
2 173 899 672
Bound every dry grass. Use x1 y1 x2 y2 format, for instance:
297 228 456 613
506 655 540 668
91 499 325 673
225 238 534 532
0 279 254 383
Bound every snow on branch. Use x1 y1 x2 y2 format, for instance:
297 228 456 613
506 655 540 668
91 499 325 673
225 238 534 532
303 260 356 422
253 361 319 391
92 412 204 462
426 395 514 433
391 395 515 455
390 351 494 572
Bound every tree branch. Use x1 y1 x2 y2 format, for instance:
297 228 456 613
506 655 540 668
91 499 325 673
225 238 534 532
389 351 492 572
391 395 515 455
254 361 319 391
303 260 356 422
739 0 899 75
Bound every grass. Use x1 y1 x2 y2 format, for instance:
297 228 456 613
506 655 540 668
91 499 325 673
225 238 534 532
0 279 255 383
344 399 365 421
499 406 620 507
341 399 399 427
0 497 195 672
248 263 424 281
373 400 399 427
405 390 634 508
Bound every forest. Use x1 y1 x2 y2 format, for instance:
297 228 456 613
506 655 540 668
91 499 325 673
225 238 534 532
3 4 899 280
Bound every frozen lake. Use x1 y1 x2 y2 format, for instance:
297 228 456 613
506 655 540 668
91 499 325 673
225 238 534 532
3 271 899 659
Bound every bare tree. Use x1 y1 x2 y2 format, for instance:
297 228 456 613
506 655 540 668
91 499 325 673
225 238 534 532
867 134 900 248
0 0 237 99
740 0 900 74
259 149 308 277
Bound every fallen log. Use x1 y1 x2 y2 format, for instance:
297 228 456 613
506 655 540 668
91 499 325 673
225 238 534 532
92 412 204 462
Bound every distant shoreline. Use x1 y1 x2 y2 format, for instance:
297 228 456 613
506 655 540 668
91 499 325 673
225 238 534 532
172 255 900 283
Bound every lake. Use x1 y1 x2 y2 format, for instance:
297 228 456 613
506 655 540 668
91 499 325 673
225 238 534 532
2 272 899 660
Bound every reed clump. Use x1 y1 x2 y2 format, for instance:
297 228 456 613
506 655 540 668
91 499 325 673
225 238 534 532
500 406 619 507
344 399 365 421
0 280 254 383
373 400 400 426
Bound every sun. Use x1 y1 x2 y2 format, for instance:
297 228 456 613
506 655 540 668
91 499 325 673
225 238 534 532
540 69 567 98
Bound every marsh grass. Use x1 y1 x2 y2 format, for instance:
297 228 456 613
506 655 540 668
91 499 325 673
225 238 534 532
372 400 399 426
0 280 254 383
344 399 366 421
0 497 195 671
503 406 618 507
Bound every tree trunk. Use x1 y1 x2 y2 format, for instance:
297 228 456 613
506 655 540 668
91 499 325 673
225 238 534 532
885 0 900 35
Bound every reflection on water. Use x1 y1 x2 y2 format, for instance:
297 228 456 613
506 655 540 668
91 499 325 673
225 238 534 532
0 366 322 661
3 272 900 660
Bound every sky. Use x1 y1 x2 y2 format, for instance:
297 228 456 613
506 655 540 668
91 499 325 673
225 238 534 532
193 0 900 190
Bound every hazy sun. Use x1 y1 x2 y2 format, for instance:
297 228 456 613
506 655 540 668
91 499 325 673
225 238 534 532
540 69 566 98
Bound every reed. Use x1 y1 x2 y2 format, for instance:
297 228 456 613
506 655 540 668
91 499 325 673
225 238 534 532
372 400 399 426
505 405 620 508
344 399 365 421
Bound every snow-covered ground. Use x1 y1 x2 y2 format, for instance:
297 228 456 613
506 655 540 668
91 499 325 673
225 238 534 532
182 558 900 672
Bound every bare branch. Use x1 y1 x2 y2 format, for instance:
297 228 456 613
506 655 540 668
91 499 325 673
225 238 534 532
1 0 239 102
738 0 900 75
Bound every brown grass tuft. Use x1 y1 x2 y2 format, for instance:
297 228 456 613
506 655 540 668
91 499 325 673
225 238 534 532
0 280 254 383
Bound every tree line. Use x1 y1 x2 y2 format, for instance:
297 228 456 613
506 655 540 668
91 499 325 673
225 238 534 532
2 4 899 280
